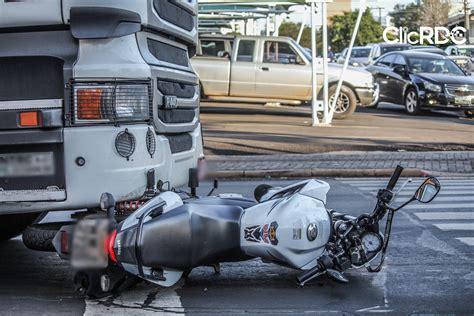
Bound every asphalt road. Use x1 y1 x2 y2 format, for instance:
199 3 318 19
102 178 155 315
201 102 474 155
0 178 473 315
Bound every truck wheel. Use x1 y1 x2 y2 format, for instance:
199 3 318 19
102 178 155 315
329 85 357 119
22 223 65 252
0 213 39 242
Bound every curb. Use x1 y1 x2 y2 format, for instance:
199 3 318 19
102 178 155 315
207 168 430 179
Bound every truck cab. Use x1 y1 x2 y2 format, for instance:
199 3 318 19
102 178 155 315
0 0 203 241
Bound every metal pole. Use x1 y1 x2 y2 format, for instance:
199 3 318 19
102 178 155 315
297 12 307 44
327 0 366 122
464 0 471 44
310 1 319 126
321 1 329 124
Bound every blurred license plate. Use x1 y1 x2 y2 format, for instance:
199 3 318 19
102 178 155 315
0 152 54 177
455 97 473 105
71 219 110 269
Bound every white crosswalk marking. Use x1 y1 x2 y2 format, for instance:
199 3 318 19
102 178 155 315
456 237 474 246
415 212 474 220
340 177 474 247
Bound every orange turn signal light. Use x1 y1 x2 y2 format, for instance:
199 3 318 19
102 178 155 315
77 89 103 120
19 111 41 127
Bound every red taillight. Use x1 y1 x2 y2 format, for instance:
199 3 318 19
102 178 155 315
105 229 118 263
60 230 69 254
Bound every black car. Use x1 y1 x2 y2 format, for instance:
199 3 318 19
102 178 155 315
366 51 474 117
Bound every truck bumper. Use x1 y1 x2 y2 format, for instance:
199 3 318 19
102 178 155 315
0 124 203 214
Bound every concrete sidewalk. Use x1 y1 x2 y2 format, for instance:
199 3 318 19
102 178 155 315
207 151 474 178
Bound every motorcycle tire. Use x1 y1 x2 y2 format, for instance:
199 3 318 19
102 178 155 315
22 223 67 252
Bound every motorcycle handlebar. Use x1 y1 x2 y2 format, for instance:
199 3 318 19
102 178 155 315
296 265 323 285
386 165 404 191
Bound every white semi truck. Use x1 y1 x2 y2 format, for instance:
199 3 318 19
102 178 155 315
0 1 203 243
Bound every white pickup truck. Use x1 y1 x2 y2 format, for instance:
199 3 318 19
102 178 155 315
191 35 378 119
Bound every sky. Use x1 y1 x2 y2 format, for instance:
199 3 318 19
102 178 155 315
288 0 473 24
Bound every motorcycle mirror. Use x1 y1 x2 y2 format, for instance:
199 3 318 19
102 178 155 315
414 177 441 203
100 193 115 211
326 269 349 284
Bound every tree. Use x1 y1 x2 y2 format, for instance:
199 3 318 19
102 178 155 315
329 8 383 52
389 3 421 30
279 21 314 49
420 0 450 27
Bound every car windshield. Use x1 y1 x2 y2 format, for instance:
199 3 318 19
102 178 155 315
408 56 465 75
347 48 370 58
292 40 312 61
458 47 474 57
382 46 409 54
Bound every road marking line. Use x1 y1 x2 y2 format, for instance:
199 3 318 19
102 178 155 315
414 212 474 220
357 306 381 312
456 237 474 246
343 180 474 185
404 203 474 210
396 196 474 202
434 223 474 230
353 184 474 190
392 190 472 196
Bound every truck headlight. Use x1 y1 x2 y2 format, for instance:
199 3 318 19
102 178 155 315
422 80 442 93
73 81 151 123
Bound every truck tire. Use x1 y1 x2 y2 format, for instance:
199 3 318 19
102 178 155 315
329 85 357 119
22 223 63 252
0 213 39 242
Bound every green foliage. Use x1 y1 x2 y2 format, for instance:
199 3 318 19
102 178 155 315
389 3 421 30
329 8 383 52
279 21 317 50
279 8 382 53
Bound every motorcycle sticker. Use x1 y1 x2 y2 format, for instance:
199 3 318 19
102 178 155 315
244 222 279 245
244 225 262 243
268 222 279 245
293 228 302 240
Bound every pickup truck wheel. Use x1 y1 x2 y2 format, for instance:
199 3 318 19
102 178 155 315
0 213 39 242
329 85 357 119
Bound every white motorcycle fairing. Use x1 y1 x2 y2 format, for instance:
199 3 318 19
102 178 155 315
240 180 331 270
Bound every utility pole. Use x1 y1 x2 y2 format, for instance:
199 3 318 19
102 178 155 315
464 0 471 43
371 7 383 25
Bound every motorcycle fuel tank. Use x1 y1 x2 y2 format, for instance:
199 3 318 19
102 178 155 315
240 180 331 270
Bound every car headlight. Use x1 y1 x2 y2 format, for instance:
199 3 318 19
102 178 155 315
73 82 151 123
422 80 442 93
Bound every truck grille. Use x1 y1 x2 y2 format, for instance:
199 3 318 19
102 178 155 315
156 79 198 125
153 0 195 32
0 56 64 102
445 84 474 97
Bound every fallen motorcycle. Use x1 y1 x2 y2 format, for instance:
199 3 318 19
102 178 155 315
53 166 440 297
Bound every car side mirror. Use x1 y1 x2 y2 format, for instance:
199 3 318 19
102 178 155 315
393 65 407 75
414 177 440 203
217 51 230 59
